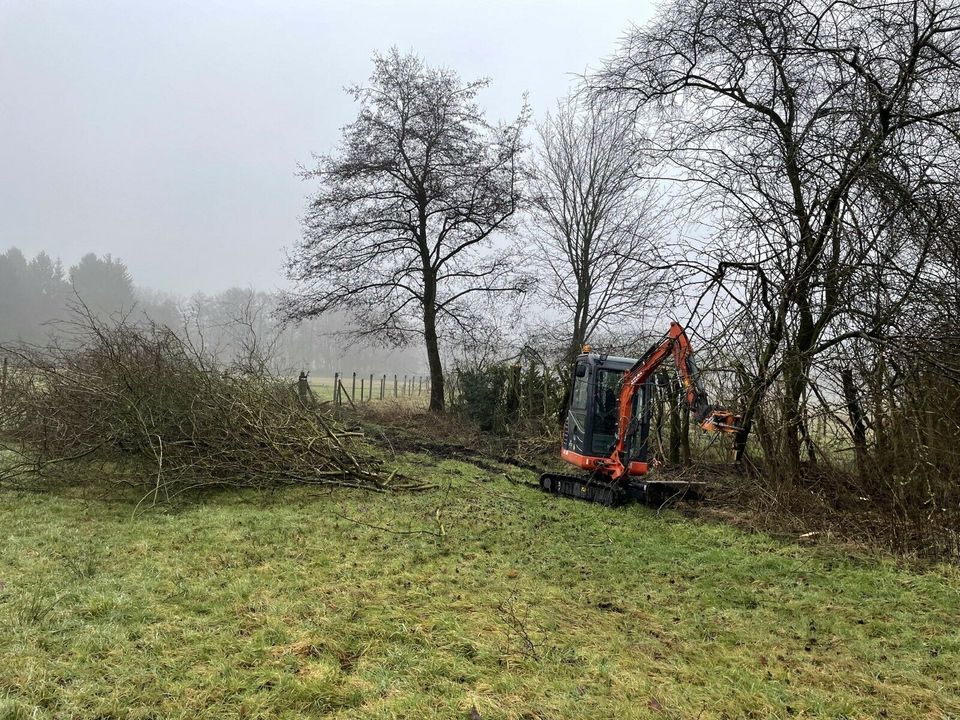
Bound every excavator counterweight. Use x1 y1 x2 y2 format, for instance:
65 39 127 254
539 322 740 505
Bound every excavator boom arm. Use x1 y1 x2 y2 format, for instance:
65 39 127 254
607 322 739 480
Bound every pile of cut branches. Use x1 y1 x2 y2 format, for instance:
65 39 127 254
0 314 425 498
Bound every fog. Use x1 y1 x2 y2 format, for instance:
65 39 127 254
0 0 652 295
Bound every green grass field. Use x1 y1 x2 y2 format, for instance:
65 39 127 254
1 454 958 719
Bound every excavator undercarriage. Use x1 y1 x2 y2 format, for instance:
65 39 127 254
538 471 705 507
539 471 628 506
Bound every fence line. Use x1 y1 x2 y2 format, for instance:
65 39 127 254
303 366 564 414
310 370 431 406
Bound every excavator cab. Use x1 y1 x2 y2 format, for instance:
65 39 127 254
560 353 652 479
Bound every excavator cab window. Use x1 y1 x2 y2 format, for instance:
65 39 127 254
564 361 590 454
570 363 589 411
590 368 622 455
623 380 653 465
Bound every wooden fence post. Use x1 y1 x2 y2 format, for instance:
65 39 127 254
333 372 340 405
351 372 356 402
297 371 310 406
338 378 357 410
1 356 7 405
360 377 364 403
369 373 374 401
394 374 398 398
380 374 386 400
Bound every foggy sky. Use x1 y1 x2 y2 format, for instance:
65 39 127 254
1 0 653 295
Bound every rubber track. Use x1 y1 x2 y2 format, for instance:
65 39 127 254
538 472 627 506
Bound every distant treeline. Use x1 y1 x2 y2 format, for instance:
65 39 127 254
0 247 423 375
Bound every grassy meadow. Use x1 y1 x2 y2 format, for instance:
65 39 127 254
1 454 958 719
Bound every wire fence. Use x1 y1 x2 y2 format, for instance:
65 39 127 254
303 371 432 407
300 365 564 420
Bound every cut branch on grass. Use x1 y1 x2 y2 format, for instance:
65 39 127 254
497 590 540 661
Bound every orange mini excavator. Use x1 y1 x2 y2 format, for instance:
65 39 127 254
540 322 740 505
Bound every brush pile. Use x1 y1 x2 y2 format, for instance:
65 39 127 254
0 315 421 497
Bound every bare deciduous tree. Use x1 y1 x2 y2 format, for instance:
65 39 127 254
284 49 530 411
596 0 960 477
528 95 663 365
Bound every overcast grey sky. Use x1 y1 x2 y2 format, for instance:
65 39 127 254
1 0 654 294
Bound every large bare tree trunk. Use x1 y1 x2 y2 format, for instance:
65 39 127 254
841 366 868 469
424 320 444 412
781 363 805 483
568 288 589 362
422 273 445 412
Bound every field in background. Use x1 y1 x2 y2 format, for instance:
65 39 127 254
308 375 430 408
1 454 958 720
